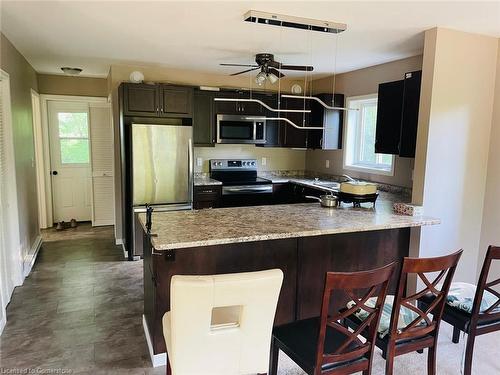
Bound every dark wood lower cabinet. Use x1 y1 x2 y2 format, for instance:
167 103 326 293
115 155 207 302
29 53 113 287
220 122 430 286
143 227 411 354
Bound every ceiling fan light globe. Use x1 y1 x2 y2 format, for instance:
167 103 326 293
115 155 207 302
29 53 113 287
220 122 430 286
267 73 279 84
255 71 267 86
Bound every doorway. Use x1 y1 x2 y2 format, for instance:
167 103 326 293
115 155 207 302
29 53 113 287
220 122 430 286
47 101 92 223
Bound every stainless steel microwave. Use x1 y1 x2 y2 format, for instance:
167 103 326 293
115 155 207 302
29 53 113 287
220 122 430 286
216 114 266 144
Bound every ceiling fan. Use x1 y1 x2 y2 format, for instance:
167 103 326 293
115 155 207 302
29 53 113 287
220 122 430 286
220 53 313 85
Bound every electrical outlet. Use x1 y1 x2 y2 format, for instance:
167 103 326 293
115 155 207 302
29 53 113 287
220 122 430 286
196 157 203 167
325 159 330 168
262 157 267 166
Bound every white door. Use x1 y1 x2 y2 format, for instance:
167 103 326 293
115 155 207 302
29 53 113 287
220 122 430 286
48 101 92 223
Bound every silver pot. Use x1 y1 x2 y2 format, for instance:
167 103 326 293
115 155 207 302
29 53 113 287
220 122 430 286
305 194 339 208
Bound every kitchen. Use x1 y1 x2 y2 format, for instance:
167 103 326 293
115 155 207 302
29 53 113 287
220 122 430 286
1 2 499 375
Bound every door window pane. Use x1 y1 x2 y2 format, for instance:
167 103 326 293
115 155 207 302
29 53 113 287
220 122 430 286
58 112 88 138
57 112 90 164
60 139 90 164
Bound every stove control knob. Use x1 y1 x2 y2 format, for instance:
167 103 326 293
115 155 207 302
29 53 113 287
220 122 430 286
218 162 223 166
251 161 256 166
242 161 247 166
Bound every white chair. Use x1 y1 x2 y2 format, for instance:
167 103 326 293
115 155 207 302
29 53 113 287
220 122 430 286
162 269 284 375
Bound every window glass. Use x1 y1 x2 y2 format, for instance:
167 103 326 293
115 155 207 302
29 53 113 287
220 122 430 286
57 112 90 164
344 95 394 175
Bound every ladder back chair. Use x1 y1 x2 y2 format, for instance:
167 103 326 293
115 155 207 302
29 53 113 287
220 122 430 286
419 245 500 375
270 262 396 375
345 249 462 375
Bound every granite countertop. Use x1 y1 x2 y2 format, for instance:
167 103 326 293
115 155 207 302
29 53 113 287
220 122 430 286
139 192 438 251
194 176 222 186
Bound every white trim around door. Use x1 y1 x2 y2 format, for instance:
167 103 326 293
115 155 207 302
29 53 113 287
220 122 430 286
40 95 109 227
0 69 23 334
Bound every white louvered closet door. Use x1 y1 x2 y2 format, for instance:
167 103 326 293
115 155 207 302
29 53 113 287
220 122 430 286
89 104 114 226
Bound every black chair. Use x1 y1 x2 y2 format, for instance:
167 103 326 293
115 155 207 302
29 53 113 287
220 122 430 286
418 245 500 375
269 263 396 375
345 250 463 375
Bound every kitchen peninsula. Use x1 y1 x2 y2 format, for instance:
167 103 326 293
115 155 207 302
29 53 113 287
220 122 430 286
140 197 439 357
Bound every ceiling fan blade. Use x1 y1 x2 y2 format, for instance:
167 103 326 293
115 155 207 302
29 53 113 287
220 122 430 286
230 67 261 76
279 64 314 72
220 63 259 67
268 68 285 78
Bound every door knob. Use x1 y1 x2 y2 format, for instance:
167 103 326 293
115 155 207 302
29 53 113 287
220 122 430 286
52 171 58 175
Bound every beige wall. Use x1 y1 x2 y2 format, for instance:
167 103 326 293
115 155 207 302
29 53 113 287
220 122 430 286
194 145 306 173
412 28 498 283
478 38 500 277
109 64 300 242
305 56 422 187
37 74 108 97
0 33 40 258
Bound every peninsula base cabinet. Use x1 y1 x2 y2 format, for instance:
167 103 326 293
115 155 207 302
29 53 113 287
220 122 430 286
142 227 410 355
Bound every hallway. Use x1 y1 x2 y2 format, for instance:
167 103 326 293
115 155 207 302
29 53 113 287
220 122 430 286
0 224 161 374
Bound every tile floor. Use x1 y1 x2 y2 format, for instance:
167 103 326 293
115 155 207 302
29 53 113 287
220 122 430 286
1 223 499 375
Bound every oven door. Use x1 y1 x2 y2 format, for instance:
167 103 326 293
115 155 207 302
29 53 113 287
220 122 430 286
216 115 266 144
221 184 274 207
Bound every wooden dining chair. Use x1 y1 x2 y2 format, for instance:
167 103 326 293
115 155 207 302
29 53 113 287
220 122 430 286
269 262 396 375
418 245 500 375
345 249 463 375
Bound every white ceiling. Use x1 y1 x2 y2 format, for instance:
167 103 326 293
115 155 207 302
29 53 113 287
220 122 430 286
1 1 500 78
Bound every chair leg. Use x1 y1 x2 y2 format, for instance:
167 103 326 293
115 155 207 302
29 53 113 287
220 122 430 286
385 346 395 375
269 338 279 375
452 326 460 344
417 349 424 354
427 345 437 375
166 358 172 375
464 333 476 375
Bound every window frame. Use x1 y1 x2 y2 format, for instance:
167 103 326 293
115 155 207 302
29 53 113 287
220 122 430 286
343 94 395 176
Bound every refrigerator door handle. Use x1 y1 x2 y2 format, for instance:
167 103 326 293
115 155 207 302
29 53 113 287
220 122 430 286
188 138 193 204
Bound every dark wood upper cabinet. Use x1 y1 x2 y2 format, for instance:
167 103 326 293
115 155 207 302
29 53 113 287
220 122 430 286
193 90 215 146
375 80 405 155
281 97 309 148
121 83 193 119
307 93 344 150
214 91 262 115
159 85 193 117
123 83 159 117
375 70 422 157
399 71 422 157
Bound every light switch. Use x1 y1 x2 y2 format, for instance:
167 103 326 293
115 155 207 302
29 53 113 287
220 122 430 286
196 157 203 167
325 159 330 168
262 157 267 166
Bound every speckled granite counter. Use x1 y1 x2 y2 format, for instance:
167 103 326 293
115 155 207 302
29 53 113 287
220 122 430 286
193 176 222 186
139 193 437 250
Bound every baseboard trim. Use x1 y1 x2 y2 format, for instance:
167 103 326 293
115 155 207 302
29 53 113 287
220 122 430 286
143 314 166 367
121 243 128 259
23 235 42 277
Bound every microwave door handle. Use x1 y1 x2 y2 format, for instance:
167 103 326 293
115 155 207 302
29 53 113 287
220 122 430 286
253 121 257 142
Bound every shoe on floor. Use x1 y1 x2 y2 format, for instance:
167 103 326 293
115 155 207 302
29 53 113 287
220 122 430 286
70 219 78 228
56 221 65 231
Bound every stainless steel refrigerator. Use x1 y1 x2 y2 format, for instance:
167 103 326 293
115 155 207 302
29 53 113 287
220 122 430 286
131 123 193 256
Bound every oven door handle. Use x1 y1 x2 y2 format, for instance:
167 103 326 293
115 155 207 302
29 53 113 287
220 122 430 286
222 185 273 195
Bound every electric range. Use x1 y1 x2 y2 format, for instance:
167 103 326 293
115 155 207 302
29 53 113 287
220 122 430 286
209 159 273 207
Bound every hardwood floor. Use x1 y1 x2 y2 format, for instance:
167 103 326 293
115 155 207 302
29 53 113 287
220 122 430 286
0 224 163 375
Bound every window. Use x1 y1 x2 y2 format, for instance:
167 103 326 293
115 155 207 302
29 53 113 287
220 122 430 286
57 112 90 164
343 94 394 175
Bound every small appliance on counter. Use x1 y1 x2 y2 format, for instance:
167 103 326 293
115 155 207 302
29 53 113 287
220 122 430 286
209 159 273 207
338 181 378 208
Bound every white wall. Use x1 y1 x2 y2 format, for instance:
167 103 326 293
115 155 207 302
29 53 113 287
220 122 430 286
478 39 500 278
413 28 498 282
